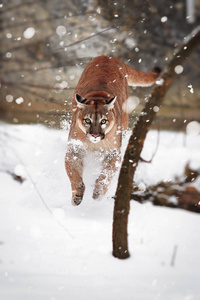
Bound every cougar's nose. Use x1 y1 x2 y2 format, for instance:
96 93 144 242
91 134 100 138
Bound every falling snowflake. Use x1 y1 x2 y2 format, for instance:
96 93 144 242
56 25 67 36
6 52 12 58
6 33 12 39
156 78 164 86
174 65 184 74
122 96 140 113
153 106 159 112
161 16 168 23
15 97 24 104
186 121 200 136
6 95 14 102
187 84 194 94
23 27 35 39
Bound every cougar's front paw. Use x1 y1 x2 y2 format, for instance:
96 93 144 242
92 185 104 201
92 189 101 200
71 182 85 206
72 194 83 206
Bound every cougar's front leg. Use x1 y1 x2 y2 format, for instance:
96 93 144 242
65 143 85 206
93 150 120 200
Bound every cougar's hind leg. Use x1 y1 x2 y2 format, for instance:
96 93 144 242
65 143 85 206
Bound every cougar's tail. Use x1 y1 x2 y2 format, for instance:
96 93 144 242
123 62 161 87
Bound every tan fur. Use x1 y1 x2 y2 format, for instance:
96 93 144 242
65 56 160 205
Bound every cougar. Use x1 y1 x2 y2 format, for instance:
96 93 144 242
65 56 160 205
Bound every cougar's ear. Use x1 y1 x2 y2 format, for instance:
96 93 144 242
75 93 87 109
105 96 117 110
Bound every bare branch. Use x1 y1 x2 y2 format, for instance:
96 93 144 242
0 1 36 14
0 80 76 91
146 0 175 43
0 27 112 56
53 27 113 52
0 10 96 30
3 60 90 74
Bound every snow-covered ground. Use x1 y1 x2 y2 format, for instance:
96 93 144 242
0 122 200 300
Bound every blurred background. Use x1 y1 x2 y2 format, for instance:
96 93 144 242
0 0 200 130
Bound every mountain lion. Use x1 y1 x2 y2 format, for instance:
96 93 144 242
65 56 160 205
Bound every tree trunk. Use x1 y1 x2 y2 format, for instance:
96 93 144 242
112 26 200 259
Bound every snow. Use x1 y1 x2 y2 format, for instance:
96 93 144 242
161 16 168 23
23 27 36 39
56 26 67 37
15 97 24 105
0 122 200 300
6 95 14 103
188 84 194 94
174 65 184 74
186 121 200 136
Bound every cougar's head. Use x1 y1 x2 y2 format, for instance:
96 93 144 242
75 93 117 144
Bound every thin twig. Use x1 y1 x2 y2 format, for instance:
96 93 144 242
3 61 89 75
146 0 177 45
7 144 74 239
53 27 113 52
0 10 96 30
0 80 75 91
170 245 178 267
0 1 36 14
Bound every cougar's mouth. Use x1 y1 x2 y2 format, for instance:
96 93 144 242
88 133 105 143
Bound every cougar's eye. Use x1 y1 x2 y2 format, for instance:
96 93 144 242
84 118 91 125
100 119 107 125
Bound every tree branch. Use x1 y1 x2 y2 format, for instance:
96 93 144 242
0 10 96 30
112 25 200 259
53 27 112 52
